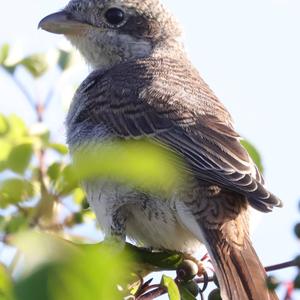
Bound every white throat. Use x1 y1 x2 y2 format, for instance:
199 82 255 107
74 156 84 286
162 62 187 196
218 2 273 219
67 31 152 71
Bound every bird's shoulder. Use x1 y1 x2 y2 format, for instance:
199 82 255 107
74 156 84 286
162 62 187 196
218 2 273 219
76 55 236 136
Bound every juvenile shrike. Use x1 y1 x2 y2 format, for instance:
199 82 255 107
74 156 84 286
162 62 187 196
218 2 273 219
39 1 282 299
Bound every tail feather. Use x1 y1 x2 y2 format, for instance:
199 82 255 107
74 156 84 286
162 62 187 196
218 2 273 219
202 227 278 300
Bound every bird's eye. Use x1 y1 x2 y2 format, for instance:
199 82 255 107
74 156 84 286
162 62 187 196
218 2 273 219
104 7 125 26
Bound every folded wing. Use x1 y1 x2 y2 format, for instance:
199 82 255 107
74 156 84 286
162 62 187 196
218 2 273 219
73 57 282 212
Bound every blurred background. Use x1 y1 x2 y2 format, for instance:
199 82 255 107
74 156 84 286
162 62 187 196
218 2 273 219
0 0 300 299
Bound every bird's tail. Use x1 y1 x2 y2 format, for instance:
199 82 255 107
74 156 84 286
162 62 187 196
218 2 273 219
202 227 278 300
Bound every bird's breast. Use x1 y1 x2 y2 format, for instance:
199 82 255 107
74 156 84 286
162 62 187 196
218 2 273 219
85 179 202 254
66 120 202 253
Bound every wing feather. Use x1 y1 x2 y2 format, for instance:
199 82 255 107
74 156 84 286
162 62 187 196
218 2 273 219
70 56 282 211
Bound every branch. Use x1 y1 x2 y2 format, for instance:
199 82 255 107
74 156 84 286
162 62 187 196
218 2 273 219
9 73 36 110
43 87 55 110
137 286 166 300
265 260 297 272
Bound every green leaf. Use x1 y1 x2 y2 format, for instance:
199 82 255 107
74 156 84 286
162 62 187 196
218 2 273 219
73 212 84 224
208 289 222 300
73 188 86 205
0 178 34 207
73 140 183 197
0 44 10 65
161 275 180 300
179 285 197 300
294 273 300 289
20 54 48 78
4 215 28 234
13 232 131 300
0 114 10 136
0 140 12 172
179 281 199 299
47 162 63 182
127 244 183 271
294 223 300 239
48 143 68 155
266 275 280 290
30 123 50 144
82 210 94 220
241 140 264 173
7 115 27 139
3 65 16 75
14 263 54 300
7 143 33 174
57 50 73 71
56 165 79 196
0 263 13 300
0 216 5 232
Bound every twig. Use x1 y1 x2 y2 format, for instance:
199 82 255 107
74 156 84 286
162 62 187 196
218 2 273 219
134 277 150 297
137 286 167 300
136 283 161 298
265 260 297 272
36 102 45 123
35 101 48 202
195 276 215 284
44 88 55 110
14 203 28 216
193 260 298 286
9 74 36 110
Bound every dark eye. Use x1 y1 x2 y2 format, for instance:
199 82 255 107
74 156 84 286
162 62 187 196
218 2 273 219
104 7 125 26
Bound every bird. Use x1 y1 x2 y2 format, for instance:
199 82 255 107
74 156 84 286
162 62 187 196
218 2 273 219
39 1 282 299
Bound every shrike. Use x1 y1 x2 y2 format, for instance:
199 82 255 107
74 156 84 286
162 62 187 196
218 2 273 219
39 1 282 299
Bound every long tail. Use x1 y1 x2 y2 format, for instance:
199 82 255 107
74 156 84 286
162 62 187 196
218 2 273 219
201 227 278 300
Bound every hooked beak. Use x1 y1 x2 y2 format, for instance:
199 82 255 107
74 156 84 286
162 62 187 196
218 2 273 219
38 11 91 35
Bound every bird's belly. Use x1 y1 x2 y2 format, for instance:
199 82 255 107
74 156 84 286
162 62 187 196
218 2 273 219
85 180 202 254
126 201 202 254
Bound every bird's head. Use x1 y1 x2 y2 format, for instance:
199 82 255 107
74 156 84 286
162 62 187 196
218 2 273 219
39 0 181 69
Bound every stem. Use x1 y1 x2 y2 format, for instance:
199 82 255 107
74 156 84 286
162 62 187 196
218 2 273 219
194 260 298 286
9 74 36 110
35 98 48 201
44 88 55 110
5 68 54 122
37 148 47 193
137 287 167 300
195 276 215 284
136 283 160 298
15 203 28 216
36 102 45 123
265 260 297 272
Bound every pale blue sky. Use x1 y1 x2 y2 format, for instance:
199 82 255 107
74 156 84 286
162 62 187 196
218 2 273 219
1 0 300 296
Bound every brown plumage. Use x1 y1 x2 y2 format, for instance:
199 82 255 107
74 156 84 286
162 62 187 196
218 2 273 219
73 56 281 212
39 1 282 299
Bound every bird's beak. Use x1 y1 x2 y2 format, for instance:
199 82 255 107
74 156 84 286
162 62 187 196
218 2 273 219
38 11 90 35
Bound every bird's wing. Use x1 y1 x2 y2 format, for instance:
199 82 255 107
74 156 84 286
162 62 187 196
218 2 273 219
73 57 282 212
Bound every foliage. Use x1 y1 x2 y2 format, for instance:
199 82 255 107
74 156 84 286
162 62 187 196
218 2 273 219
161 275 181 300
12 232 131 300
241 140 264 173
